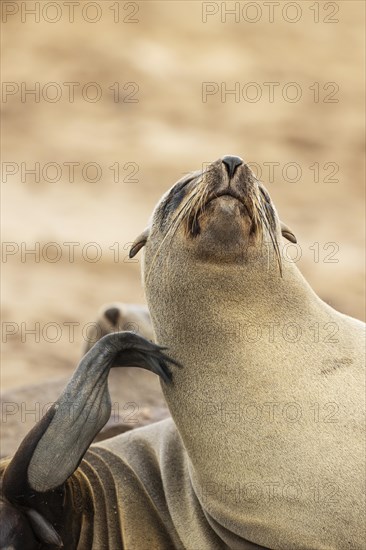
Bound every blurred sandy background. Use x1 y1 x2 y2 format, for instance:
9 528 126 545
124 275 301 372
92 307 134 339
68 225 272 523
1 1 365 443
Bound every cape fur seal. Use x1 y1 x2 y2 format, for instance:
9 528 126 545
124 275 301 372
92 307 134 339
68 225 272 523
1 155 365 549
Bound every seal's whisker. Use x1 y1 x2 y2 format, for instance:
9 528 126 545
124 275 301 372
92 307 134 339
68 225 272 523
177 190 202 232
257 201 283 277
246 192 262 236
183 191 201 233
189 182 210 234
146 188 203 284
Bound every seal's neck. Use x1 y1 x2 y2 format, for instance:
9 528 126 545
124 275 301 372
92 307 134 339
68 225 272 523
146 256 333 543
153 254 322 332
146 252 327 370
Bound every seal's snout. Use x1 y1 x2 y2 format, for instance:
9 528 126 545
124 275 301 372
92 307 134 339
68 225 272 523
221 155 243 179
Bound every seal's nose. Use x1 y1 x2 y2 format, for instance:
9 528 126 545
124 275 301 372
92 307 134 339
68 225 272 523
221 155 243 179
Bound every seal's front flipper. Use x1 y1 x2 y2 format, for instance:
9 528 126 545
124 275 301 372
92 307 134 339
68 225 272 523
2 332 179 496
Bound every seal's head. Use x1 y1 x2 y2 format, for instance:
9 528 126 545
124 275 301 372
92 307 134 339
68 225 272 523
130 155 296 279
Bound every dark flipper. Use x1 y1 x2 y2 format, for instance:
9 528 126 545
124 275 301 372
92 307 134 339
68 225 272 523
1 332 180 548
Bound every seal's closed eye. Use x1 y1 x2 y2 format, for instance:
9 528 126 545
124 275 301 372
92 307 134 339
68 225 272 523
160 172 202 228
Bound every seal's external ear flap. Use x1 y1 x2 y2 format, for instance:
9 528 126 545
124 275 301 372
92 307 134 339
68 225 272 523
129 227 150 258
280 222 297 244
